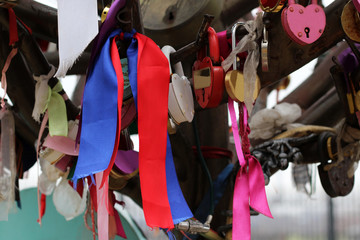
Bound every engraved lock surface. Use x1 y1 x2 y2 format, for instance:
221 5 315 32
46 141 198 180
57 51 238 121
281 0 326 45
192 27 225 108
259 0 286 12
342 1 360 43
261 26 269 72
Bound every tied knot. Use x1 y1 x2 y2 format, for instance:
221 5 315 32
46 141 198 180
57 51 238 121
33 65 56 83
244 21 257 42
32 64 56 122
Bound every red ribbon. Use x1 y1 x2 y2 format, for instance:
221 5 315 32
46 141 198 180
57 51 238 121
100 36 124 188
134 33 174 228
228 99 272 239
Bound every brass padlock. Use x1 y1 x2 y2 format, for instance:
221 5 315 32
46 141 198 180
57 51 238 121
224 22 261 102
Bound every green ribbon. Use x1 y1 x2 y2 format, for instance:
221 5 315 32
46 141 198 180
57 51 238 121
47 82 68 137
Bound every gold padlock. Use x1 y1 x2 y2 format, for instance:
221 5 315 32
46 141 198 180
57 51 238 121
225 22 261 102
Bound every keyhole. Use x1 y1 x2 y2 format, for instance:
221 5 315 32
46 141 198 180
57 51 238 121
202 88 206 102
304 27 310 38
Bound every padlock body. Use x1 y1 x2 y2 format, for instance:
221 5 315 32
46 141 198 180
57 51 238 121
193 57 224 108
282 3 326 45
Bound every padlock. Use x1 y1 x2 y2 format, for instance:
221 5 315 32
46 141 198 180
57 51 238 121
161 45 195 128
224 22 261 102
259 0 286 12
317 132 354 197
193 27 225 109
281 0 326 45
341 1 360 43
261 26 269 72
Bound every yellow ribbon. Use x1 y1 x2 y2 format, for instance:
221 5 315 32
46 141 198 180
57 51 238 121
47 81 68 136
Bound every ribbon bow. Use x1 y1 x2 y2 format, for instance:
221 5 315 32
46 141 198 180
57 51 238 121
222 13 263 114
228 99 272 240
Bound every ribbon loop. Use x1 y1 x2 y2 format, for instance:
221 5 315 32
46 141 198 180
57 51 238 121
229 99 272 239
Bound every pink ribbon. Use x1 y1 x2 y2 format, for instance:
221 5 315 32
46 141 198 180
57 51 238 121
228 98 272 240
43 135 79 156
1 47 18 109
96 172 109 240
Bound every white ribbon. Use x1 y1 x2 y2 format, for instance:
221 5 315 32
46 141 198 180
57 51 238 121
32 65 56 122
222 13 263 114
55 0 99 78
0 110 16 221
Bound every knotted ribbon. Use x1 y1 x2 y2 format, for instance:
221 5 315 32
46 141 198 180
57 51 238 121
1 8 18 110
32 65 55 121
126 31 193 228
228 99 272 239
222 13 263 114
32 67 68 137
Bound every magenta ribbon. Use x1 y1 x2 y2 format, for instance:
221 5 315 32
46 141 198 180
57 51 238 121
228 98 273 239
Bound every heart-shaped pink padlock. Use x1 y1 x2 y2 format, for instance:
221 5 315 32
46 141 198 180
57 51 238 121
353 0 360 13
281 0 326 45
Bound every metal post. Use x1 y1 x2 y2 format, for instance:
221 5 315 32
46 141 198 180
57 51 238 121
328 197 335 240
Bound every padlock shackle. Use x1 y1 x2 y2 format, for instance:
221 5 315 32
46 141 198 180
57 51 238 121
231 22 245 70
207 27 220 64
161 45 185 77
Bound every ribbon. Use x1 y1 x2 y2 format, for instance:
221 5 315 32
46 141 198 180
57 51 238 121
1 9 19 109
47 81 68 136
1 47 17 109
95 172 109 240
228 99 272 240
165 135 193 224
8 8 18 46
32 65 56 122
74 29 123 180
88 0 126 71
36 194 46 223
0 110 16 221
55 0 98 78
126 32 192 228
100 35 125 188
43 120 79 156
222 13 263 114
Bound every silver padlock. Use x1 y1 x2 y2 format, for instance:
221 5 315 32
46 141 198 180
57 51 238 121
261 26 269 72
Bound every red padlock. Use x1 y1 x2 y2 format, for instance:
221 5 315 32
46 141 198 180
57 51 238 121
193 27 225 109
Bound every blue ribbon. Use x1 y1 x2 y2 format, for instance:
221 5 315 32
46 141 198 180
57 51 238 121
126 32 193 224
73 29 122 180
